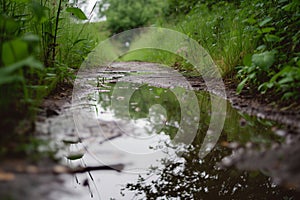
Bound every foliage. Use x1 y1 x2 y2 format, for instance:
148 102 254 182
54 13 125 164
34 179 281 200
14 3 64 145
99 0 167 34
236 0 300 100
119 0 300 100
173 2 256 76
1 0 299 157
0 0 99 154
57 21 109 68
121 1 256 76
1 1 44 133
164 0 241 19
121 98 287 199
164 0 200 17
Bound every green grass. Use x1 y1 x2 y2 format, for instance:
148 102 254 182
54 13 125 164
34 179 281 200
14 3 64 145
0 1 110 157
173 3 256 76
121 49 177 65
120 49 200 77
57 20 110 68
119 3 256 77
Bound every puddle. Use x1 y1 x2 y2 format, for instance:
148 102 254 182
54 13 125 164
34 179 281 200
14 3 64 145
35 64 298 199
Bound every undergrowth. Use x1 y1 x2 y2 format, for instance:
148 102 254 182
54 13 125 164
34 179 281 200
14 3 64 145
0 0 107 157
120 0 300 101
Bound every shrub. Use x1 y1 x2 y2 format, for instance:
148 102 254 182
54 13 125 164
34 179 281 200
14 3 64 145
236 0 300 100
99 0 166 34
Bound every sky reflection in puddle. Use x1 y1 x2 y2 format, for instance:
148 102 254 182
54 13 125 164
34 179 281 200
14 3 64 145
53 80 296 199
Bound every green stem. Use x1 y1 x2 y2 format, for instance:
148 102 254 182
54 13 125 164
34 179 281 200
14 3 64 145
52 0 62 66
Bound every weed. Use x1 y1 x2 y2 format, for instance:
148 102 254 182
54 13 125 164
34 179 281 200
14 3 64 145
0 0 98 156
236 0 300 100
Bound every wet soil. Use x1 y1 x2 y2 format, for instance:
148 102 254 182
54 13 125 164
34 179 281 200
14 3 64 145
54 62 300 188
187 77 300 132
1 61 299 199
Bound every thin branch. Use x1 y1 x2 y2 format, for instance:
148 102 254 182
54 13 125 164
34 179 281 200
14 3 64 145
4 163 125 175
56 164 125 174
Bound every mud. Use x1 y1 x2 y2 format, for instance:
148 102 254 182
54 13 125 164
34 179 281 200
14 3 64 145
65 62 300 189
1 61 299 199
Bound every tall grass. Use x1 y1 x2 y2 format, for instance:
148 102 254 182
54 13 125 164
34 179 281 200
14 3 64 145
0 0 106 155
120 2 256 77
57 20 109 68
173 3 256 76
121 49 178 66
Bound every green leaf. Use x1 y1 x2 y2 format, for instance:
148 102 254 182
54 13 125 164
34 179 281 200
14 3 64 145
278 76 293 84
252 51 275 71
264 34 281 42
0 15 18 34
258 82 274 92
237 77 249 94
247 65 256 73
72 39 87 46
0 75 24 85
256 45 266 51
0 56 43 76
2 39 28 66
282 92 295 100
243 17 256 24
30 2 49 23
249 72 256 79
66 153 84 160
271 66 292 82
66 7 88 20
62 139 80 144
243 54 252 66
259 17 273 27
282 3 293 11
260 27 275 33
46 73 57 77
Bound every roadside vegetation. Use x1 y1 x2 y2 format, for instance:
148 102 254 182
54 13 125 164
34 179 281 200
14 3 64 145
168 0 300 102
102 0 299 102
0 0 299 157
0 0 108 157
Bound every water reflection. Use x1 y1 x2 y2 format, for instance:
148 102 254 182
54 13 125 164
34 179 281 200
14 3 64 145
62 79 296 199
97 83 182 137
122 142 297 199
96 82 281 145
94 82 295 199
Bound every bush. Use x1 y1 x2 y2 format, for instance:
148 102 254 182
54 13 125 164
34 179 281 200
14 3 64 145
0 0 92 136
236 0 300 100
99 0 166 34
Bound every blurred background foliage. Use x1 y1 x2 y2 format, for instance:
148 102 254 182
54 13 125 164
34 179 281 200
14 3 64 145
98 0 167 34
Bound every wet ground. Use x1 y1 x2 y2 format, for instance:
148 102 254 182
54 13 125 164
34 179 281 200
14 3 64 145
1 62 300 199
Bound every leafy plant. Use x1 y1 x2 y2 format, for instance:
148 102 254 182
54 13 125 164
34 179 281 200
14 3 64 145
237 50 276 94
0 0 91 155
236 0 300 100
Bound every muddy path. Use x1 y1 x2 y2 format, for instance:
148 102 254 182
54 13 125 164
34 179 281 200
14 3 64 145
41 61 300 133
78 62 300 130
1 61 299 199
